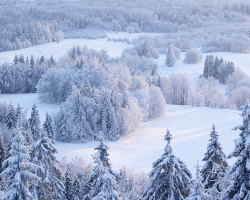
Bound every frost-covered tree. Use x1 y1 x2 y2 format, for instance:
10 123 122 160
84 135 120 199
143 129 192 200
56 106 67 142
43 112 55 143
184 48 202 64
6 102 16 129
221 100 250 199
29 137 64 200
29 103 41 141
100 92 120 141
64 165 74 200
72 175 81 200
203 55 214 79
165 46 176 67
1 128 40 200
201 124 228 190
0 130 5 187
186 161 212 200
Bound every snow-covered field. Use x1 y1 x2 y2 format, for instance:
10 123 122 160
0 32 162 64
0 93 241 175
0 32 249 176
55 104 240 175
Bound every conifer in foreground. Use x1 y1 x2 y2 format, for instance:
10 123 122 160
143 129 192 200
201 124 228 189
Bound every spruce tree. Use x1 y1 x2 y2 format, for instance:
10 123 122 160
43 112 55 143
221 100 250 199
72 175 81 200
64 165 74 200
29 137 64 200
186 161 212 200
29 103 41 141
15 102 23 127
203 55 214 78
84 135 120 199
0 130 5 189
57 106 67 142
6 102 16 129
201 124 228 190
165 46 175 67
143 129 192 200
1 128 39 200
101 92 120 141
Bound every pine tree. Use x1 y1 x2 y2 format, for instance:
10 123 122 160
29 137 65 200
201 124 228 190
1 128 40 200
29 103 41 141
6 101 16 129
165 46 176 67
30 55 35 67
72 175 81 200
143 129 192 200
22 121 33 146
221 100 250 199
186 161 212 200
64 165 74 200
0 130 5 189
101 92 120 141
15 102 23 127
13 55 19 65
203 55 214 78
57 106 67 142
43 112 55 143
84 135 120 199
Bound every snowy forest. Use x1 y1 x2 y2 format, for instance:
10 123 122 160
1 0 250 199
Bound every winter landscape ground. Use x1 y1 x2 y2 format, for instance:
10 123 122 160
0 32 247 175
2 0 250 199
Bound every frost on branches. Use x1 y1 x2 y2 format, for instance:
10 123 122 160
186 161 212 200
84 134 121 200
143 129 192 200
1 128 40 200
201 124 228 190
222 100 250 199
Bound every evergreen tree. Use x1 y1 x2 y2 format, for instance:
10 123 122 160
0 130 5 189
29 137 65 200
6 101 16 129
30 55 35 67
43 112 55 143
57 106 67 142
203 55 214 78
64 165 74 200
29 103 41 141
143 129 192 200
201 124 228 190
101 92 120 141
22 121 33 146
84 135 120 199
72 175 81 200
221 100 250 199
13 55 19 65
186 161 212 200
1 128 40 200
165 46 176 67
15 102 23 127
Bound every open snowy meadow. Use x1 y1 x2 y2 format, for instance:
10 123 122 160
0 32 248 175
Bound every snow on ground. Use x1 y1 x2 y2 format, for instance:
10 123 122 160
0 93 60 122
158 51 250 93
0 32 162 65
56 104 240 176
0 93 240 175
0 33 248 176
